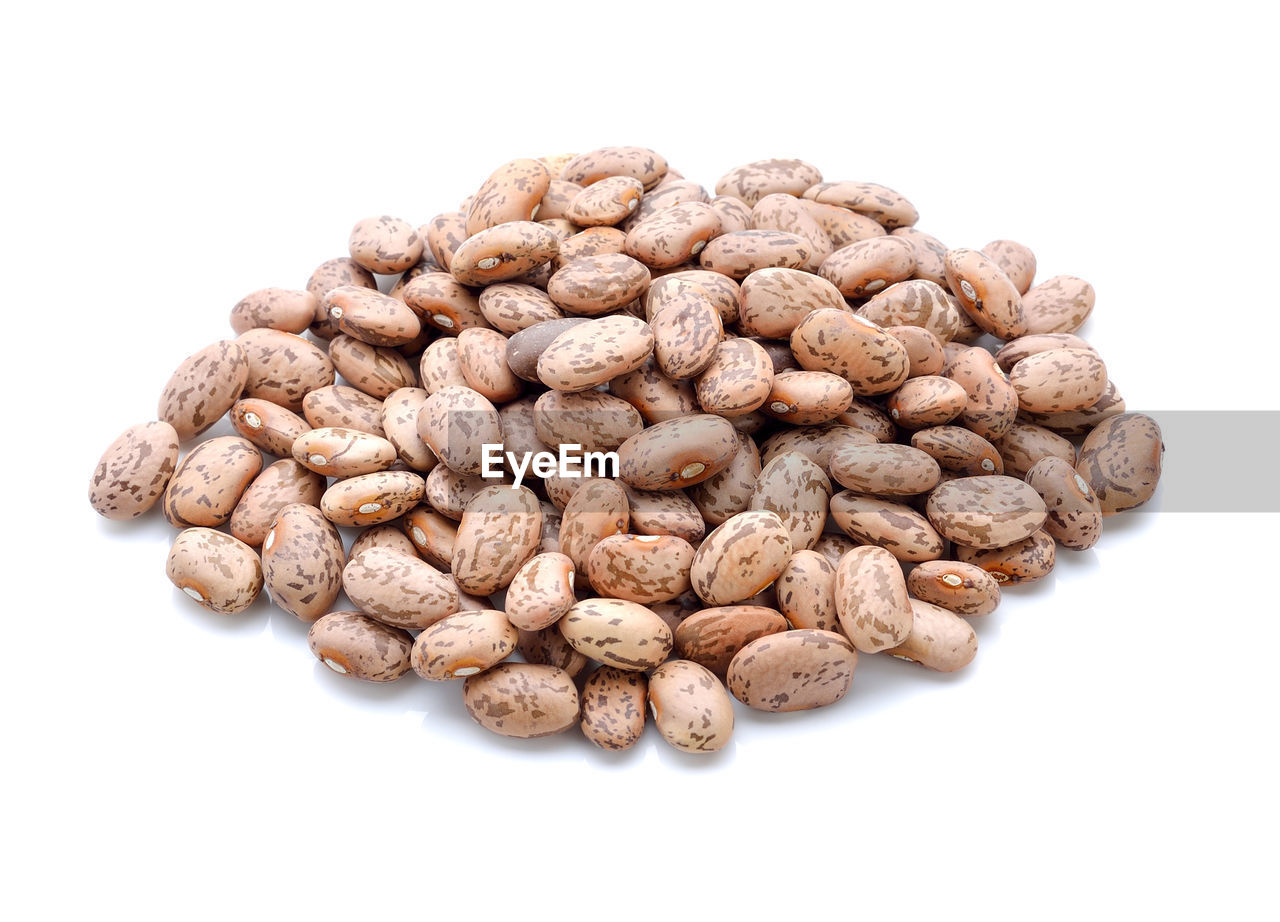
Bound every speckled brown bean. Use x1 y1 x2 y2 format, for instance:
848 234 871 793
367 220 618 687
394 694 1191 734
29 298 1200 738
536 315 654 392
818 236 916 298
650 291 723 380
425 466 493 520
557 479 629 581
623 201 722 269
790 309 910 397
415 386 502 476
292 427 396 477
394 506 452 569
885 376 968 430
328 335 417 400
1025 456 1104 550
648 270 741 325
165 527 263 614
466 159 551 235
1075 413 1163 515
812 535 858 567
991 423 1074 479
956 529 1057 584
348 215 422 274
157 340 249 441
618 414 740 491
454 328 520 404
609 358 700 424
748 452 832 551
714 159 823 206
228 399 309 458
829 443 941 496
802 200 886 250
694 338 775 418
775 550 840 632
587 534 694 604
537 179 584 222
229 459 325 547
301 385 385 437
690 510 793 607
647 659 735 753
553 227 627 271
410 609 518 680
926 475 1048 549
559 598 674 671
994 333 1097 372
687 429 760 526
834 546 913 652
888 599 977 672
477 283 563 334
350 524 418 560
620 484 706 543
342 545 458 629
1021 275 1096 335
906 560 1001 616
230 287 316 335
837 400 899 443
532 390 641 454
418 337 469 395
889 227 949 286
860 279 961 342
560 146 668 190
737 267 847 339
464 662 580 739
830 491 945 563
943 249 1027 341
910 425 1004 476
547 253 651 317
946 346 1019 441
981 239 1037 295
674 606 789 677
89 421 180 520
804 180 919 229
726 629 858 712
324 285 421 348
566 175 644 226
629 179 710 224
760 371 854 426
308 611 413 682
1009 348 1108 414
259 502 345 621
162 436 262 528
450 221 560 287
505 552 577 631
580 666 648 751
452 485 542 596
401 272 487 334
698 230 811 279
499 317 583 384
320 470 425 527
237 329 335 413
306 256 377 339
517 626 589 678
1022 379 1127 437
379 388 438 473
424 211 468 272
758 425 872 475
751 193 833 270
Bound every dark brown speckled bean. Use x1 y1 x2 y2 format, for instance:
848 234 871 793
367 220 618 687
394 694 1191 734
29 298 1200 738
324 285 421 348
450 221 560 287
618 414 740 491
309 611 413 683
790 309 909 397
945 346 1019 441
348 215 422 274
165 527 262 614
776 550 840 632
748 451 831 550
230 287 316 336
698 229 811 279
726 628 858 712
1010 348 1107 413
695 338 774 418
478 283 563 334
1021 275 1096 335
819 236 916 298
829 442 941 496
737 266 847 339
944 248 1027 340
320 470 425 527
547 253 651 317
1074 413 1163 515
580 666 648 751
537 314 654 392
505 552 576 631
674 606 789 678
715 158 823 206
588 534 694 604
342 544 458 629
306 256 376 340
89 421 180 520
1025 456 1104 550
328 335 417 399
804 180 919 229
560 145 668 190
910 425 1004 476
835 546 913 652
624 201 722 269
302 385 385 437
415 385 502 476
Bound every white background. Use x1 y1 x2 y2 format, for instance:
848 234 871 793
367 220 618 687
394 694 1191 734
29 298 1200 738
3 2 1277 919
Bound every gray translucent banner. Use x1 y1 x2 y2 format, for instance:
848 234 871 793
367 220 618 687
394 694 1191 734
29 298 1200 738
1135 411 1280 513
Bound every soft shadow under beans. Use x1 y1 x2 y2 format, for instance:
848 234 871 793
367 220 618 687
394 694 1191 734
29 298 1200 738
174 587 272 638
311 660 426 708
